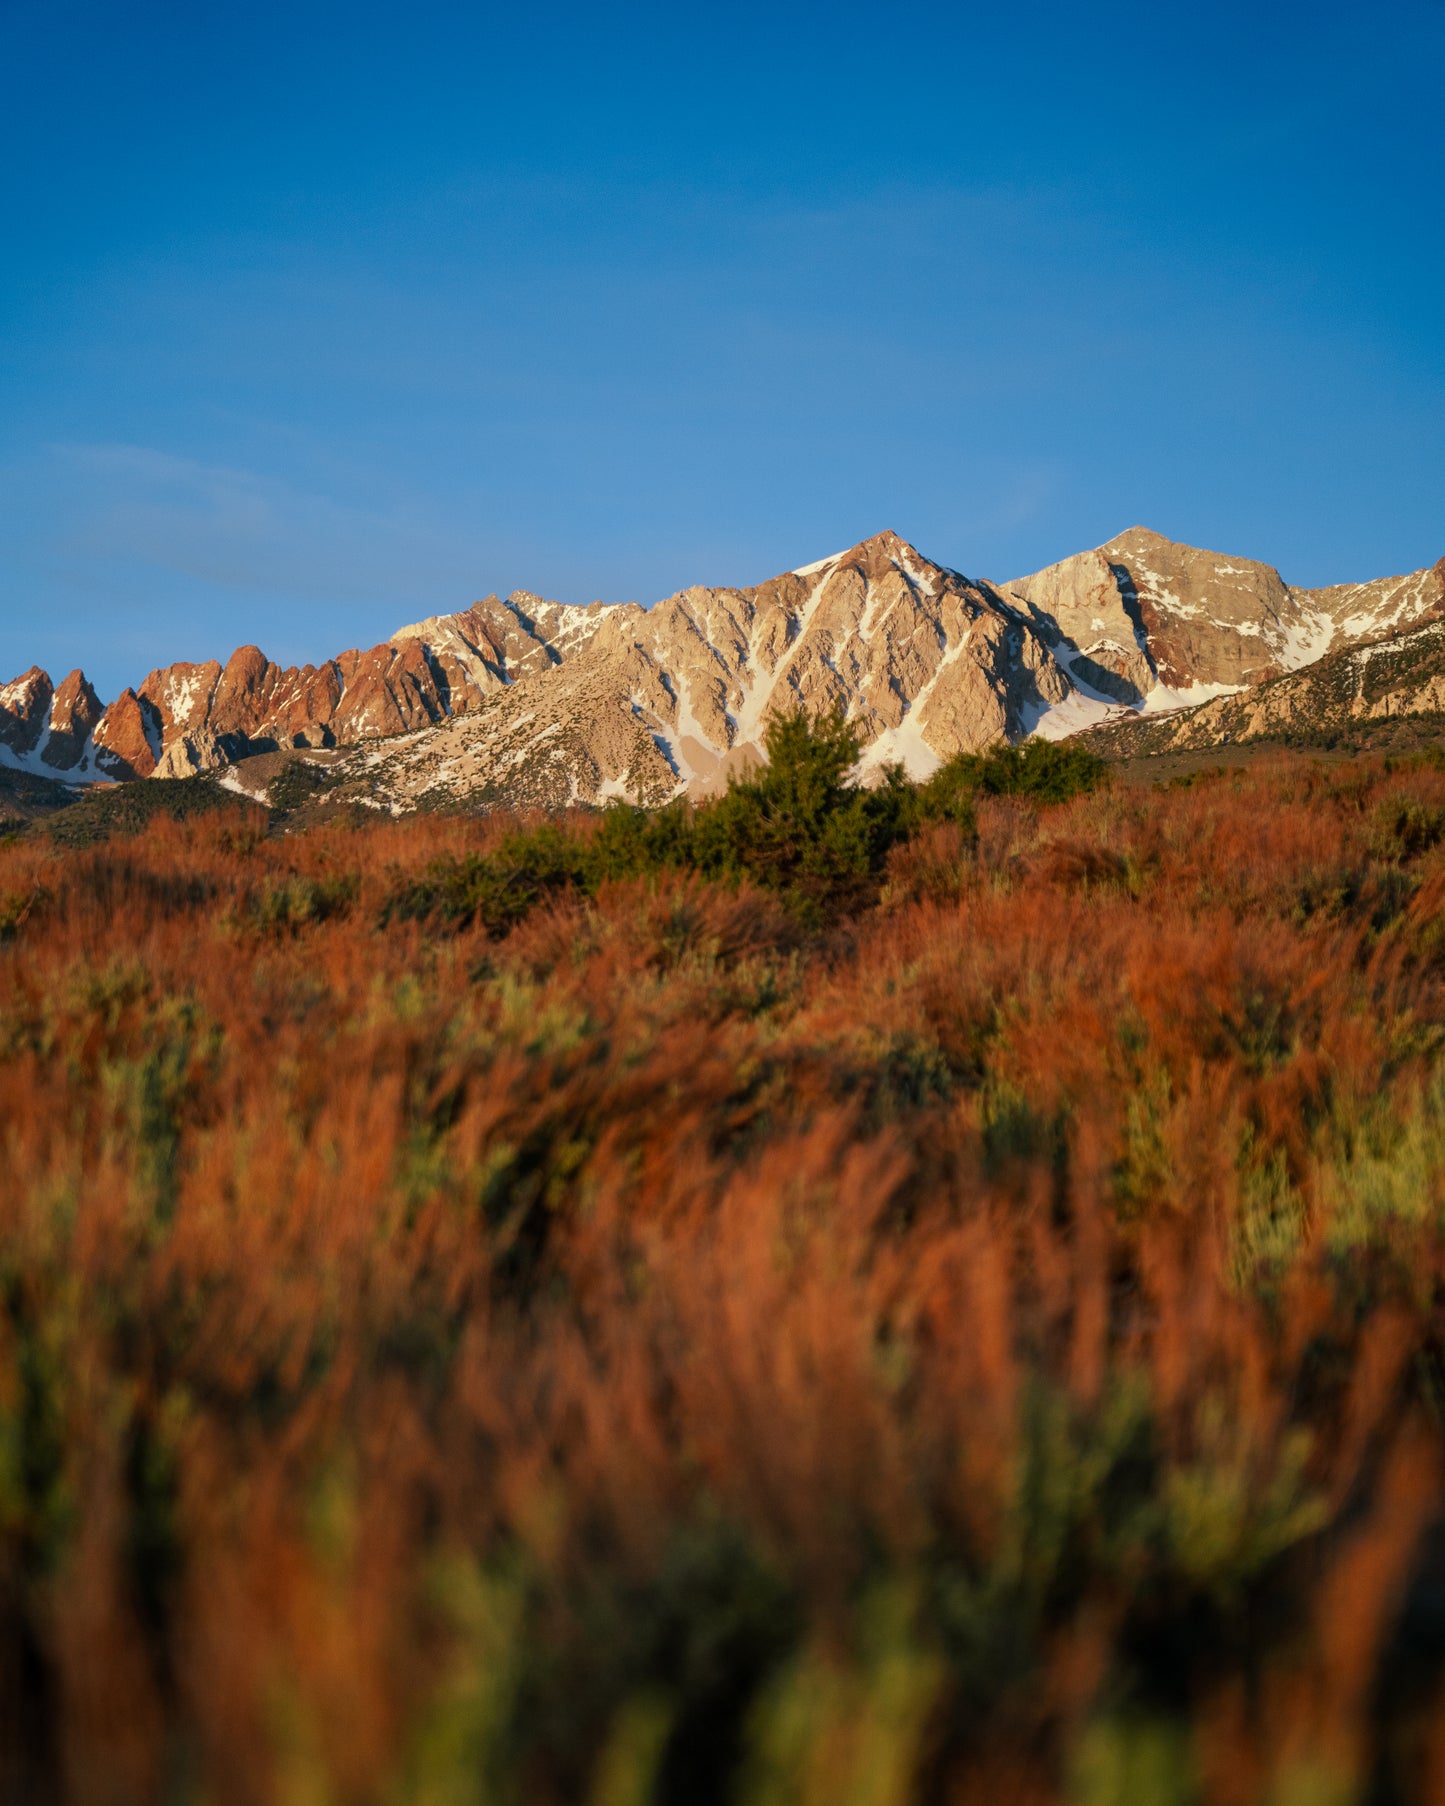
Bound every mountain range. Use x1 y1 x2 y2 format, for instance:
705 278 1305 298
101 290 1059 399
4 527 1442 813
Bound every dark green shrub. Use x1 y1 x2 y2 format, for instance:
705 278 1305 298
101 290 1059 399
385 823 591 934
918 740 1108 815
241 873 359 936
383 709 926 930
382 715 1106 935
1370 798 1445 861
686 708 916 915
589 797 698 882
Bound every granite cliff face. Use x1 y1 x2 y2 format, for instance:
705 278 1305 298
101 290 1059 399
3 529 1440 808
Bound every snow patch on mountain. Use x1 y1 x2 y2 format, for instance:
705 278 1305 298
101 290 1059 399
793 550 848 578
1025 693 1126 741
1271 610 1335 670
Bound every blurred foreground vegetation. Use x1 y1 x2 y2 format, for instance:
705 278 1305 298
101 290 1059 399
6 720 1445 1804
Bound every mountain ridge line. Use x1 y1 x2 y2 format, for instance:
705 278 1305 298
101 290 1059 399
3 525 1441 810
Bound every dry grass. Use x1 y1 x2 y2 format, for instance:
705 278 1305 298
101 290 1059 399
5 754 1445 1802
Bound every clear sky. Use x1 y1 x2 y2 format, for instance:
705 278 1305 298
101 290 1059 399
3 0 1443 699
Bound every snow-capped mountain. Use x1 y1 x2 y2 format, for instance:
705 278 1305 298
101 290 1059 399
3 527 1440 807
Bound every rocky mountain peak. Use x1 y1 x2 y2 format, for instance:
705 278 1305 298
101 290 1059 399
330 529 1072 813
5 526 1441 809
46 671 104 769
795 529 948 585
1003 527 1442 705
92 688 162 780
0 668 54 760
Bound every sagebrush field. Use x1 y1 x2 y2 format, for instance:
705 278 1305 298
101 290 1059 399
7 736 1445 1804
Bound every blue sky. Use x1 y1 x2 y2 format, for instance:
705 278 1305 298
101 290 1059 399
2 0 1443 698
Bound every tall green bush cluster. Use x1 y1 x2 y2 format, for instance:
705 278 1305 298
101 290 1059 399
388 708 1108 931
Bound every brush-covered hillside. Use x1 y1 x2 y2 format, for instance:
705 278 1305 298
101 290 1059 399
8 720 1445 1804
1079 613 1445 762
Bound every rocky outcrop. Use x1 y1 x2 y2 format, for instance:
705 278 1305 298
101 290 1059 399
1298 555 1445 645
1003 547 1155 703
92 689 162 781
1100 526 1310 688
19 594 603 782
0 601 518 785
152 728 228 780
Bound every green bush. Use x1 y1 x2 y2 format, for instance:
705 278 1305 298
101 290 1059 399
918 739 1108 814
240 873 359 936
1369 797 1445 861
383 713 1106 934
385 823 591 934
686 709 917 915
